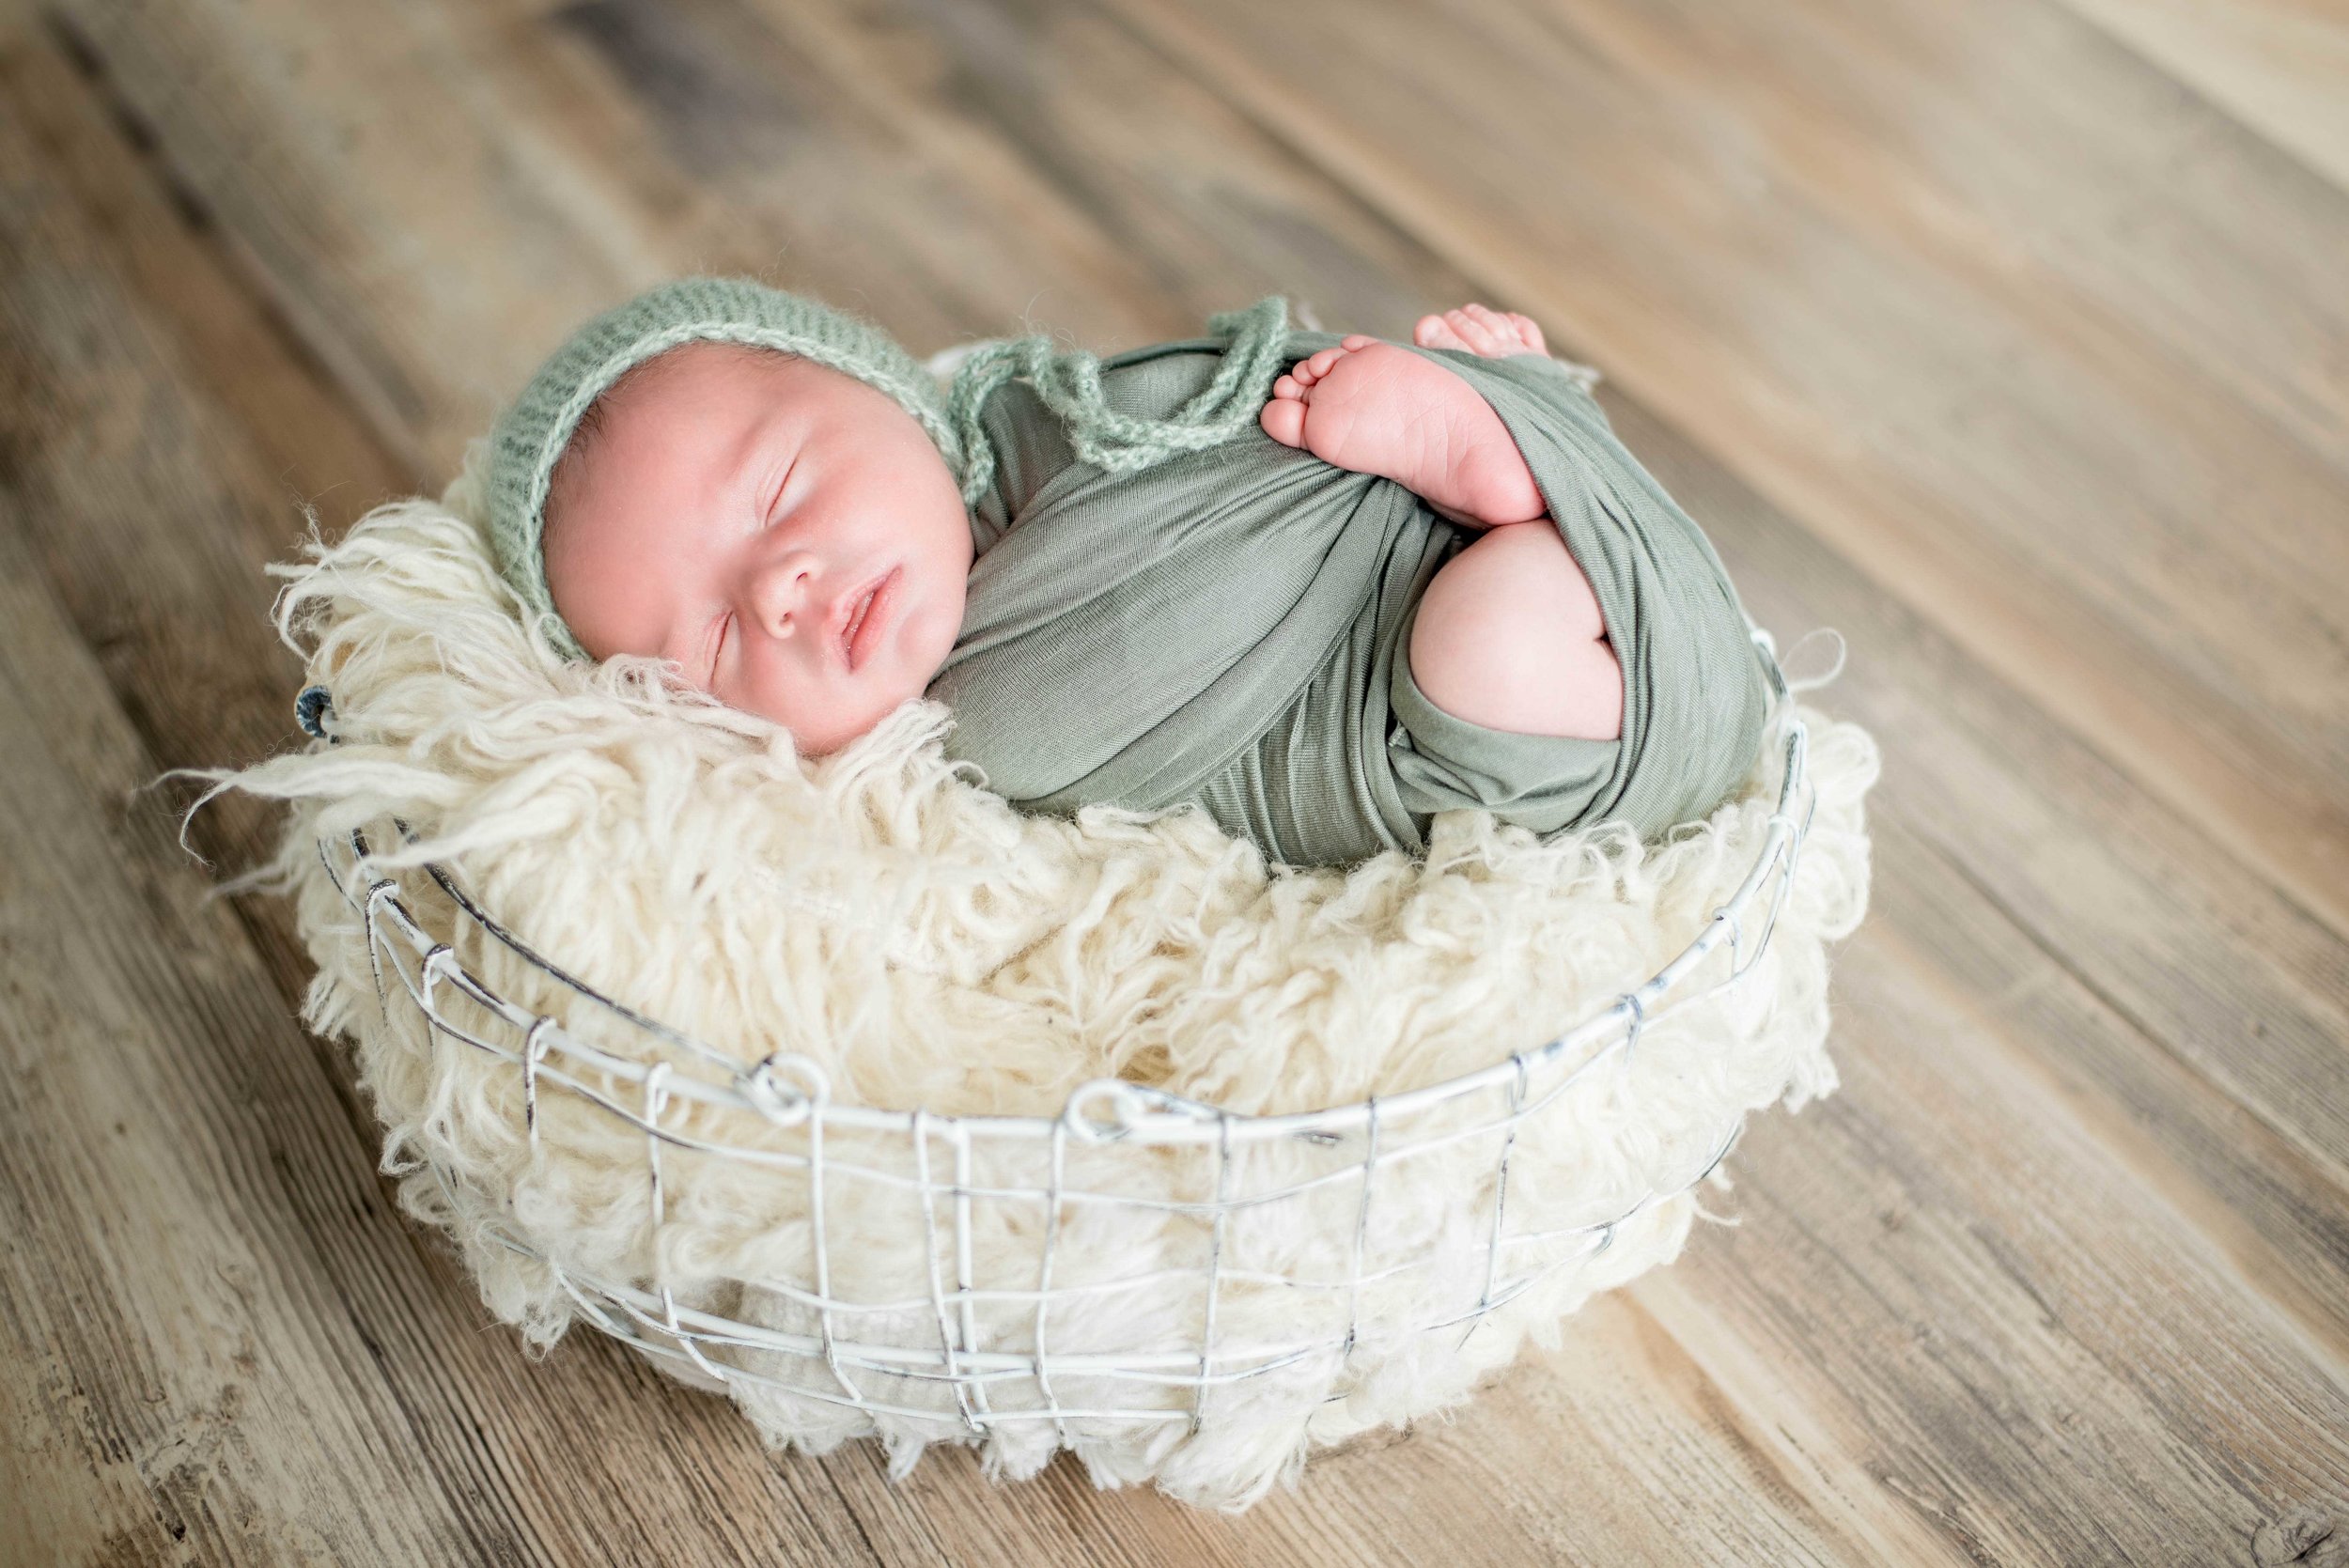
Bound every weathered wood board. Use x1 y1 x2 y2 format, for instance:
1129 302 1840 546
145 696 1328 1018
4 0 2345 1560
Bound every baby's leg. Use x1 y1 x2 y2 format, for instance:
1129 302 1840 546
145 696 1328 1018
1265 303 1622 738
1409 520 1622 741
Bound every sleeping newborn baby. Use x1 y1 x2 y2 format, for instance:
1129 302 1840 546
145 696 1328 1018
486 277 1768 869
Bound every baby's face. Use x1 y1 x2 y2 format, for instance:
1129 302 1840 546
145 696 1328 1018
543 341 972 754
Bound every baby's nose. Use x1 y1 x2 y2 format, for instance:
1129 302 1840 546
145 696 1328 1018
749 550 819 639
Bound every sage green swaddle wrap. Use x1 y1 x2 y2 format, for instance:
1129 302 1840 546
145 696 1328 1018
930 327 1772 869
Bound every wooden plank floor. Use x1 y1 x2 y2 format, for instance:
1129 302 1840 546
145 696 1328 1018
3 0 2345 1561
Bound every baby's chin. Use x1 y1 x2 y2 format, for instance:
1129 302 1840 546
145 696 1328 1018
753 658 953 756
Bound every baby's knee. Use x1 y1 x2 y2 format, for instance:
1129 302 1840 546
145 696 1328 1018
1408 523 1622 741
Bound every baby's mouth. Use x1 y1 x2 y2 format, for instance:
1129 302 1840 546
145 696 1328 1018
839 567 895 671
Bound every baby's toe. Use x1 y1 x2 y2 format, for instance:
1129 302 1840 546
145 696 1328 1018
1507 312 1548 353
1463 304 1519 354
1446 306 1505 355
1340 334 1377 351
1272 372 1306 400
1415 314 1469 351
1259 396 1308 447
1307 346 1347 379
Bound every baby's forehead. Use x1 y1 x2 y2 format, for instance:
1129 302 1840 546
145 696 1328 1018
641 338 867 395
606 338 783 408
550 342 838 514
561 343 797 473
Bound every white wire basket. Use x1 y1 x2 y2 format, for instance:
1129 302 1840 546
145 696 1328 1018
309 686 1816 1475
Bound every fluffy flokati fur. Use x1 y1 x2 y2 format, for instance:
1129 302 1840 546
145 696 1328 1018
210 444 1876 1510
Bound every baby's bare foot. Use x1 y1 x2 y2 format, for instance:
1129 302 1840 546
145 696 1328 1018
1411 303 1548 359
1259 307 1548 525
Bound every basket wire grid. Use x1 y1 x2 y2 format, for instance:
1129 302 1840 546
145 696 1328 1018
313 682 1813 1439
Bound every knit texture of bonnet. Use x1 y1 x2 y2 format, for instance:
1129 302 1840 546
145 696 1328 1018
484 275 1289 662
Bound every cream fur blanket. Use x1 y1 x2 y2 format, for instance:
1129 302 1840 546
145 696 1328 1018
210 447 1876 1510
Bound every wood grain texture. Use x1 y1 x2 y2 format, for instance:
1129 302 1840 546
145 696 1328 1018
5 0 2347 1560
0 504 505 1564
1102 0 2349 943
2056 0 2349 195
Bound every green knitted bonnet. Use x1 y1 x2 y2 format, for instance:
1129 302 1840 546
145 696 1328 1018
484 275 965 660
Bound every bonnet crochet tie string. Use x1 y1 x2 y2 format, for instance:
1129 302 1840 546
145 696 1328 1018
942 297 1294 507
